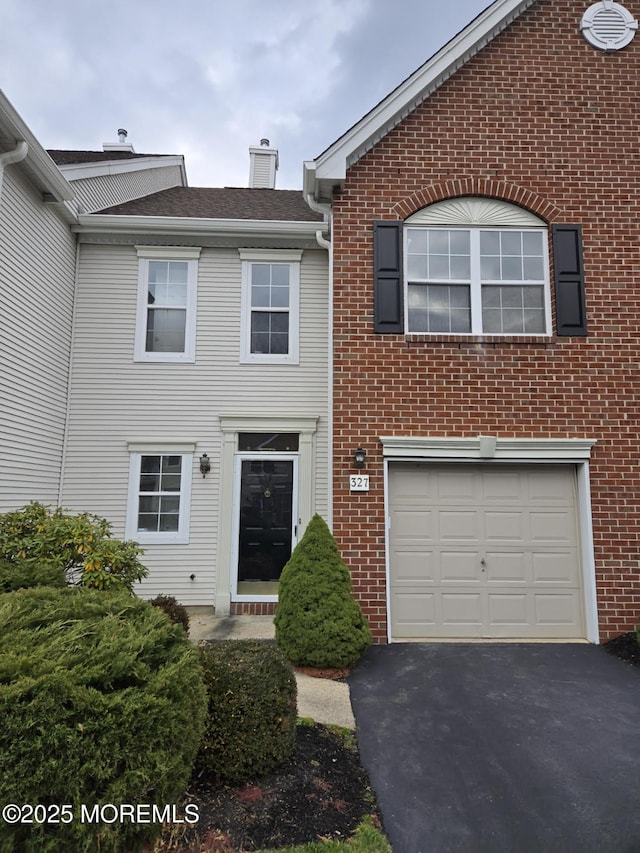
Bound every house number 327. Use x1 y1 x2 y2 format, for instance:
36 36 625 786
349 474 370 492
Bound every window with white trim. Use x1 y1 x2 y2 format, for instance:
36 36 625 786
126 450 192 544
135 247 200 362
404 199 551 336
239 249 301 363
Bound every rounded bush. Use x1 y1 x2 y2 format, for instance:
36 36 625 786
275 514 371 668
196 639 297 784
150 594 190 633
0 587 207 853
0 502 147 591
0 557 66 592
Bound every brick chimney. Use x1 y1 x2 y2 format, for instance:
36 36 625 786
249 138 278 188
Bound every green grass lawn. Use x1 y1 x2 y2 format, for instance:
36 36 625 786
258 816 391 852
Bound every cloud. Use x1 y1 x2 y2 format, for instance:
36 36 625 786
0 0 491 188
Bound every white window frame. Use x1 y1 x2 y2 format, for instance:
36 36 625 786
239 249 301 364
125 443 194 544
404 199 552 337
134 246 200 363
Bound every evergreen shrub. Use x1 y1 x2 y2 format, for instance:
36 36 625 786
274 513 371 668
0 587 207 853
0 556 66 592
150 594 190 633
196 639 297 783
0 501 147 591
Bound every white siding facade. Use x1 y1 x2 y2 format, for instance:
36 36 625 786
62 241 329 608
0 165 76 511
67 164 184 213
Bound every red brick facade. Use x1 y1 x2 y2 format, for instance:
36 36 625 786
330 0 640 642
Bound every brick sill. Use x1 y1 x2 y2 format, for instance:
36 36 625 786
404 334 558 347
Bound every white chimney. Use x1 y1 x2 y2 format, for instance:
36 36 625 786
249 138 278 188
103 128 135 154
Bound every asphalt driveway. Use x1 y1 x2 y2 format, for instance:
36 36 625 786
348 643 640 853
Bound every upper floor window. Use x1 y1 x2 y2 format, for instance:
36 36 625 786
135 247 200 362
404 199 550 336
239 249 301 364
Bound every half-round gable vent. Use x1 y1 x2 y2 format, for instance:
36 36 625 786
581 1 638 51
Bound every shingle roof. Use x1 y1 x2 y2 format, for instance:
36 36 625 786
48 149 169 165
95 186 323 222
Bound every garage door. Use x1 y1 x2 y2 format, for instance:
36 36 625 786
388 464 584 640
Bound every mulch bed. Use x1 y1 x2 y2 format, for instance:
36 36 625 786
156 722 382 852
601 631 640 667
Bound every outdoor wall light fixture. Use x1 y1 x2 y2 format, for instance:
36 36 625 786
353 447 366 469
199 453 211 478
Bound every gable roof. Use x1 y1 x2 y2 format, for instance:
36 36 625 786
304 0 536 204
48 150 169 165
95 186 323 222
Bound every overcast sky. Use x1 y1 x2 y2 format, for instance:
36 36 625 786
0 1 492 189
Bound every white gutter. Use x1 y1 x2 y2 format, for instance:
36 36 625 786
0 90 75 202
0 139 27 198
74 213 324 239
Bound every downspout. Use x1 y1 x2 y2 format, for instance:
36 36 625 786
0 139 28 199
305 192 334 528
57 239 81 507
318 220 334 528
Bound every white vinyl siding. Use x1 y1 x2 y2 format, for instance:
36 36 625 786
61 243 329 604
0 165 76 511
66 165 184 213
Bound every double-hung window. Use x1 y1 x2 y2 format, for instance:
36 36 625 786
135 247 200 362
239 249 301 363
126 445 193 544
404 198 551 336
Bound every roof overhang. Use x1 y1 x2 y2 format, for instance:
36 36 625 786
0 90 74 203
74 213 328 250
304 0 536 205
58 155 188 187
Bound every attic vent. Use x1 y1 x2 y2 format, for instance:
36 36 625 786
581 1 638 51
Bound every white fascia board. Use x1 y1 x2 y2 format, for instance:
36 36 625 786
58 155 186 182
74 213 324 240
380 436 597 462
0 89 74 202
313 0 536 188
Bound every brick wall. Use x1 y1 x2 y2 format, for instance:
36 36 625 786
331 0 640 642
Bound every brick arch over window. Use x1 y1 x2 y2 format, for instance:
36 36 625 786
392 179 563 223
374 184 586 336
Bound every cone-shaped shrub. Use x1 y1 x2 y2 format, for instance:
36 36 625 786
0 587 207 853
275 514 371 668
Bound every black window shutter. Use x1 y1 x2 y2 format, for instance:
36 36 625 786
552 224 587 337
373 221 403 333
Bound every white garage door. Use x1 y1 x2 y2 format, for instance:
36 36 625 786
388 464 584 640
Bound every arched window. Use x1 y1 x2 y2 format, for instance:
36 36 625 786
404 198 550 335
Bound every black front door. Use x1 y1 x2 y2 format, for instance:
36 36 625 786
237 458 294 588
